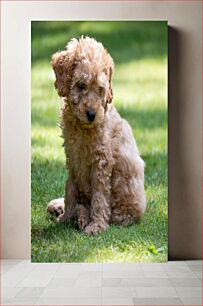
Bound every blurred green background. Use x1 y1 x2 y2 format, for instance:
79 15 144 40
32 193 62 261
31 21 168 262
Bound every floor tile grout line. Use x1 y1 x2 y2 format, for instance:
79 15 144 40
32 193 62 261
169 280 203 305
178 295 201 306
168 275 184 302
15 266 59 289
164 261 200 278
3 261 37 290
2 260 31 278
33 263 61 305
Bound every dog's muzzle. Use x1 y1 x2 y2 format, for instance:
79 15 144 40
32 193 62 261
86 110 96 122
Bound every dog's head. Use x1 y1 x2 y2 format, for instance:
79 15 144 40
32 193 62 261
52 36 114 127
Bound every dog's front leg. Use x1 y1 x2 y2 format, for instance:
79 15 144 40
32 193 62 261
84 191 111 235
84 161 112 235
57 175 78 223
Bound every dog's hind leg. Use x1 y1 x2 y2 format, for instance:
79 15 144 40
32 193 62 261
110 208 140 226
110 188 146 226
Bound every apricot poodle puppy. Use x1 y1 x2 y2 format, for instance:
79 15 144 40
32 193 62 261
47 36 146 235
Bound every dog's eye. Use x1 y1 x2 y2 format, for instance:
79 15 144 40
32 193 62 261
78 82 86 91
98 86 105 96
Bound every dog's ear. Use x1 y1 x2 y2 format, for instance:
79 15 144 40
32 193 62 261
51 39 78 98
106 57 114 104
51 51 70 97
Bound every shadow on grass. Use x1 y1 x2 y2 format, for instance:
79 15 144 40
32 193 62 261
143 153 167 187
32 21 167 65
117 105 167 131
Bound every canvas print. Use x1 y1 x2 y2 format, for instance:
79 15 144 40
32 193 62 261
31 21 168 262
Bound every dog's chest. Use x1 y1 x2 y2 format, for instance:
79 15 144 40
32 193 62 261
63 122 111 198
68 138 97 198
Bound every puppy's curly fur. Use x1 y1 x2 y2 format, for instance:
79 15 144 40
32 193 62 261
47 36 146 235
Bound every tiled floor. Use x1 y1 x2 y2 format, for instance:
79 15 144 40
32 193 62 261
1 260 202 305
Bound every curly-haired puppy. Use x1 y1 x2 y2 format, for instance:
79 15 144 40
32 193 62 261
47 36 146 235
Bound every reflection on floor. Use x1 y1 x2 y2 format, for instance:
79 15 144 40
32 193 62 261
1 260 202 305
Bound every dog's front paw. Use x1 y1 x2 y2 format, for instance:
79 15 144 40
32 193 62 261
84 222 108 235
77 217 89 230
76 204 90 230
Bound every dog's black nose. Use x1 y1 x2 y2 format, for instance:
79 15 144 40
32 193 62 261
86 110 95 122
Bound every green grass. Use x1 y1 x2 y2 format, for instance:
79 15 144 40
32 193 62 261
31 21 168 262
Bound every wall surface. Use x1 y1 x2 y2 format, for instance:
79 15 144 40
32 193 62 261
1 1 202 259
